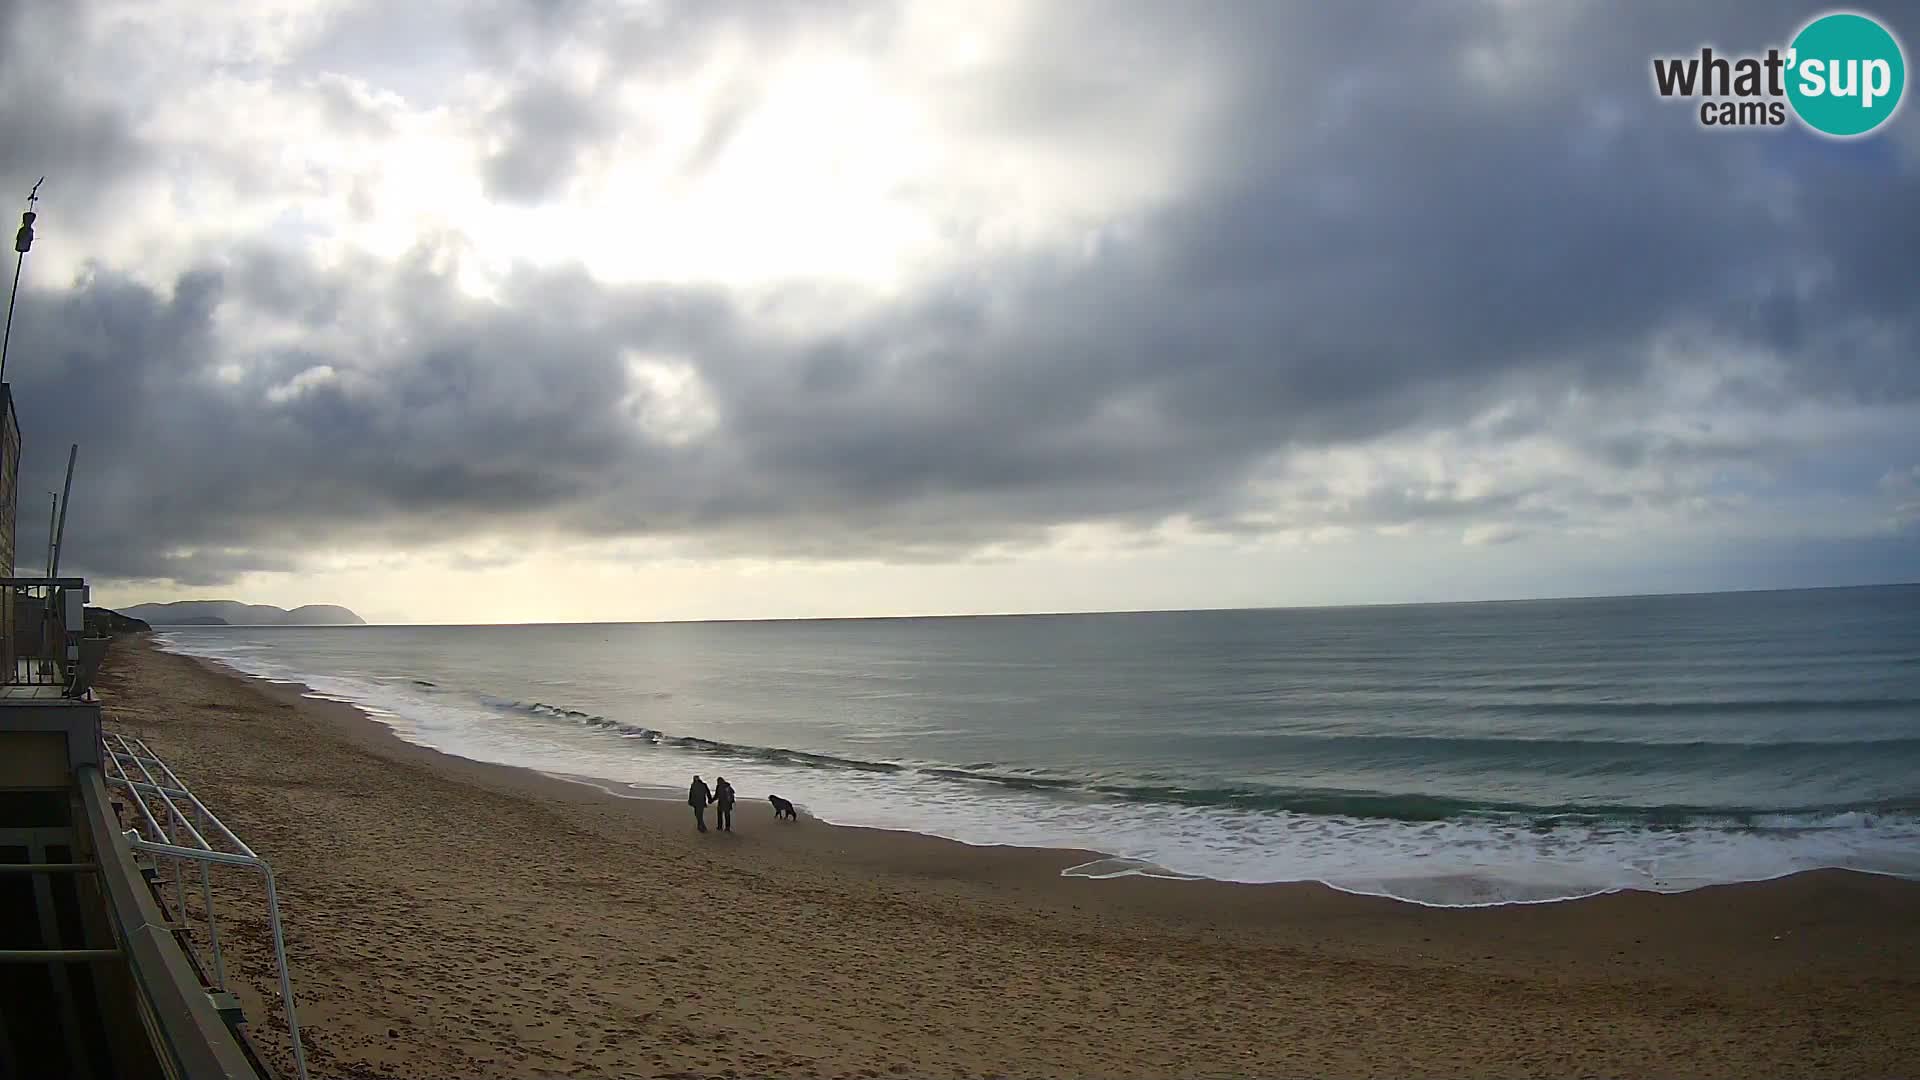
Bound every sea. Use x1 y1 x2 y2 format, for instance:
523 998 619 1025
151 584 1920 906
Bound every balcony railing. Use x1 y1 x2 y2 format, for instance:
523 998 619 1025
0 576 101 697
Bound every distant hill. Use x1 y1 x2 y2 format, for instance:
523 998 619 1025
284 605 364 625
84 607 153 635
122 600 367 626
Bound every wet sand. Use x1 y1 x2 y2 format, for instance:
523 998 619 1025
96 637 1920 1079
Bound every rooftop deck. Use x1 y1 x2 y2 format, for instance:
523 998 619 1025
2 681 92 700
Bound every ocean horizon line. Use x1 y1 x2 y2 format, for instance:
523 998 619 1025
132 578 1919 630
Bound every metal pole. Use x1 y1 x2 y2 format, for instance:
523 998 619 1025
196 802 226 990
0 949 121 963
0 178 42 387
43 492 56 666
258 864 309 1080
41 488 54 664
0 248 23 386
50 443 75 576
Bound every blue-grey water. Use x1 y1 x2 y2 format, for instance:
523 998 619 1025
154 585 1920 905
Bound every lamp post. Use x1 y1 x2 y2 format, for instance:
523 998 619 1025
0 177 44 386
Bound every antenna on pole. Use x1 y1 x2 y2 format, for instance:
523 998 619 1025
50 443 75 578
0 177 44 386
44 490 56 577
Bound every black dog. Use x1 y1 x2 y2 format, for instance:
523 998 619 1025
768 795 797 821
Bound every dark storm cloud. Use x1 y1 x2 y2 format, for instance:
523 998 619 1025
8 0 1920 586
1142 3 1917 413
11 250 707 565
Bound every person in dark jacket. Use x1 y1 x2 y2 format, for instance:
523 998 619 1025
688 775 712 832
713 776 736 832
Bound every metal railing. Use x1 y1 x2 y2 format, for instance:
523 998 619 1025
75 768 264 1080
0 575 90 692
101 731 308 1080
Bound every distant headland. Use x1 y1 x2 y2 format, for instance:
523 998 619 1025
120 601 367 626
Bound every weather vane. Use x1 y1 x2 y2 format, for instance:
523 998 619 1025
14 178 39 253
1 176 44 385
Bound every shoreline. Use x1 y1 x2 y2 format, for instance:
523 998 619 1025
98 635 1920 1079
494 764 1920 913
158 634 1920 911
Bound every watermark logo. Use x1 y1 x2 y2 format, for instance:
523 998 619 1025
1652 10 1906 137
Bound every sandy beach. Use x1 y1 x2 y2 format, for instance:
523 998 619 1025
94 637 1920 1079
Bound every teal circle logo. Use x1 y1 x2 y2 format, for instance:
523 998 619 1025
1787 12 1906 137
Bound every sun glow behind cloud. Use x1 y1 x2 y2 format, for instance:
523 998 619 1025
60 0 1226 305
528 54 943 291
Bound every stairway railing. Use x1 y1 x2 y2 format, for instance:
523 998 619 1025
101 731 308 1080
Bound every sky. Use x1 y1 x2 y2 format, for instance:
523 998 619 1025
0 0 1916 624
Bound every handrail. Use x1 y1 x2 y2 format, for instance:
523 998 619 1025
0 948 123 961
101 732 307 1080
76 766 261 1080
